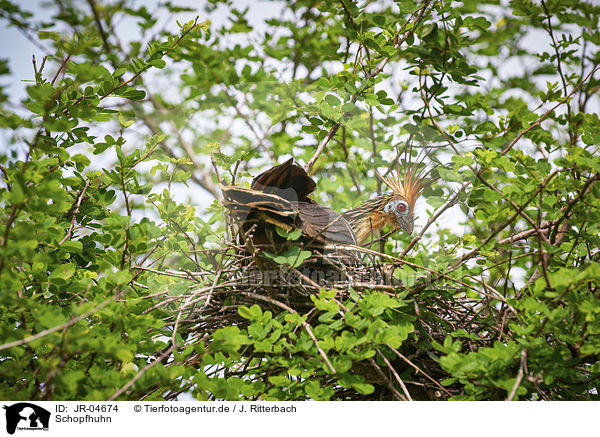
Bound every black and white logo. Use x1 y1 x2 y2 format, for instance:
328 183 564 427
3 403 50 435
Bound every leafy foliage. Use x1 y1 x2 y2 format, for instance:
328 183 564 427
1 0 600 401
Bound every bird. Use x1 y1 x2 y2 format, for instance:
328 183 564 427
221 157 430 253
221 158 357 250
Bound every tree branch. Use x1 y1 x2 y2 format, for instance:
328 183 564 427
303 1 433 173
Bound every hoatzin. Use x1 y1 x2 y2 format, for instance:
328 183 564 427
221 158 429 253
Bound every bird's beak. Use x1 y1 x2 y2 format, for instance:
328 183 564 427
398 215 414 235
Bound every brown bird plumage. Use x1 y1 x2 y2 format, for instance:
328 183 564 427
222 158 357 247
222 157 430 251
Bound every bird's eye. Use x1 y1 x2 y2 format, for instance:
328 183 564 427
396 203 406 212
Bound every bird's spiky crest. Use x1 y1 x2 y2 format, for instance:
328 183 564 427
375 148 433 209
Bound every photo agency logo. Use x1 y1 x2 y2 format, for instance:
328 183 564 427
2 403 50 435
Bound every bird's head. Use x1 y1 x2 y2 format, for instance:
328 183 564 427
375 158 431 237
345 162 431 244
382 197 414 234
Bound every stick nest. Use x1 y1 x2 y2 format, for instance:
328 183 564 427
150 234 507 401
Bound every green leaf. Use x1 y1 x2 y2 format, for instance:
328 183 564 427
149 59 166 69
49 263 76 281
61 240 83 253
26 83 54 101
263 245 312 268
118 113 134 128
122 89 146 100
324 94 340 107
275 227 302 241
112 67 127 78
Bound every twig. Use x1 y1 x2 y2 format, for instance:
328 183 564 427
387 345 453 397
202 260 223 310
506 349 527 401
50 54 71 86
87 0 111 53
376 348 413 400
324 243 505 301
549 173 599 243
132 265 210 278
498 226 551 245
146 93 220 198
109 345 175 400
368 357 406 400
448 170 560 274
303 1 433 173
59 179 91 245
500 65 600 156
304 124 341 173
0 297 116 352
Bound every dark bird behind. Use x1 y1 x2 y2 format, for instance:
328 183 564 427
221 158 357 249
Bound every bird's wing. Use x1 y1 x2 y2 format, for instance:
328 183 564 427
221 185 297 231
251 158 316 202
295 202 357 245
222 185 295 213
